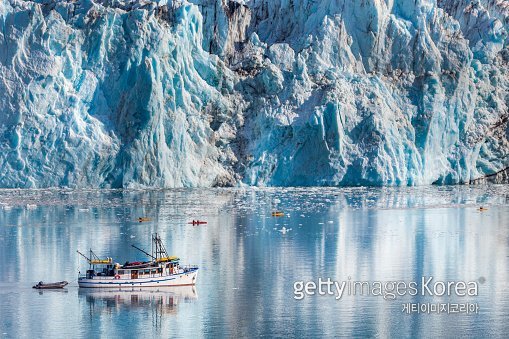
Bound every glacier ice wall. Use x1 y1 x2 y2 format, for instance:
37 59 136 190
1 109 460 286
0 0 508 188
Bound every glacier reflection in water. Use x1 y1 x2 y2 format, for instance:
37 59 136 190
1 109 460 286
0 186 508 337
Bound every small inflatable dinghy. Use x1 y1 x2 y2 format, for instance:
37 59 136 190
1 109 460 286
33 281 69 289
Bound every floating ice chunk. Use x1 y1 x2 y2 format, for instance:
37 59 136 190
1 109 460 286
278 226 292 234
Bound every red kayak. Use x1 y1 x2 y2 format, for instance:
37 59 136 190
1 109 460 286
188 220 207 225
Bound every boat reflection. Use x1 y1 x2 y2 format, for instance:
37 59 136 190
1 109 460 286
79 286 197 315
36 289 69 296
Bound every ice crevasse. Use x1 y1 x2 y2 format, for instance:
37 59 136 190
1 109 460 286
0 0 508 188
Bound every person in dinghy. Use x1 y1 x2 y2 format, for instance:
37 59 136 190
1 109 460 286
77 233 198 288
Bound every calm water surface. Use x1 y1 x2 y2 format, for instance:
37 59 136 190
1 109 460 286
0 186 508 338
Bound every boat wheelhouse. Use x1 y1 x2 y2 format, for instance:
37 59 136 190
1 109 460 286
77 233 198 288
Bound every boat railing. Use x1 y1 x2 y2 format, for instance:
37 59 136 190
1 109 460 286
78 274 117 280
91 275 119 280
182 265 199 272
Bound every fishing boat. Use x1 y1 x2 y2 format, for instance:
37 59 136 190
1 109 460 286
33 281 68 289
77 233 198 288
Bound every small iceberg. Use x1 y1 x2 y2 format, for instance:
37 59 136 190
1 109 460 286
278 227 292 235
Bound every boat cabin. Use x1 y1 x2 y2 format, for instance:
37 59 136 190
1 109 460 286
79 252 182 280
86 264 115 278
115 258 182 279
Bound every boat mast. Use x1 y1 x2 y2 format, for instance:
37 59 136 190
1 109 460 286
152 233 169 261
76 249 112 269
130 233 171 263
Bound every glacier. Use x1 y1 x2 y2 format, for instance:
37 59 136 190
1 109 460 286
0 0 507 188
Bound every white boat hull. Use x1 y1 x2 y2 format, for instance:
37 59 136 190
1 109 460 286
78 269 198 288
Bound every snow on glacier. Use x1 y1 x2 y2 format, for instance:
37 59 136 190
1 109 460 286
0 0 508 188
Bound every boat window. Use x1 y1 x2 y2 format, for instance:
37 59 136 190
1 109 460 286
151 269 157 274
144 269 150 274
118 270 124 275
